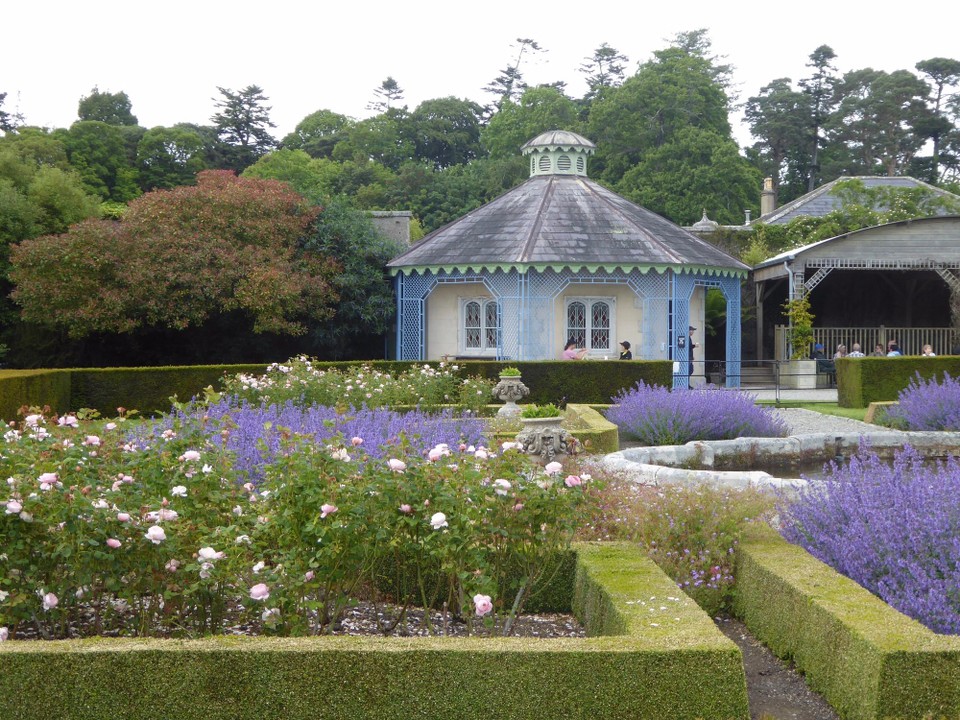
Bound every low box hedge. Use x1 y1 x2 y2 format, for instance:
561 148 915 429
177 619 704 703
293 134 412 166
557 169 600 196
0 542 747 720
734 525 960 720
837 356 960 408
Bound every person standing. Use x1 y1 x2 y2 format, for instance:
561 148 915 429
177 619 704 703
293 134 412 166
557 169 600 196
562 339 588 360
618 340 632 360
687 326 698 387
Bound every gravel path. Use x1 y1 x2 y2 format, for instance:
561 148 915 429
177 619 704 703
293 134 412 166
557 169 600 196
772 408 892 436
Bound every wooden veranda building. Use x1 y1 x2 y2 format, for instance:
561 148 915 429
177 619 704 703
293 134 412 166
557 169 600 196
753 216 960 358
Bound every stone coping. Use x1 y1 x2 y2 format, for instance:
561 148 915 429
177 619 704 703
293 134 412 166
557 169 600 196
600 430 960 490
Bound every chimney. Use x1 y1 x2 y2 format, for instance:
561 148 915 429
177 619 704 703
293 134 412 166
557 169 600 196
760 177 776 217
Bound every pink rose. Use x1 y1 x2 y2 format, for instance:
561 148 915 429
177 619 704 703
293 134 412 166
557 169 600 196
564 475 582 487
5 500 22 515
0 626 8 641
106 538 122 549
249 583 270 601
144 525 166 544
399 504 412 514
179 450 201 462
320 503 338 519
388 458 407 472
493 479 512 496
116 512 131 523
430 512 448 530
42 592 58 611
473 594 493 617
351 436 364 447
544 462 563 475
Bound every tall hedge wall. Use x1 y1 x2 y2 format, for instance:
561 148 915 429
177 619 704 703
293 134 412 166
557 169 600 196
837 356 960 408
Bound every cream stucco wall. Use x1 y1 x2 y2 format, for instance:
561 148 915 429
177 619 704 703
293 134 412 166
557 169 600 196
425 283 491 359
553 285 643 360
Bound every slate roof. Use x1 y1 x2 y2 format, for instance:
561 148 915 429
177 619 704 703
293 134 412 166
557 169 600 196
387 174 748 276
758 176 959 225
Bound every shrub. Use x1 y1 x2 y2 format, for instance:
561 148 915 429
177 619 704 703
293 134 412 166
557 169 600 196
222 356 493 413
579 476 775 615
605 382 788 445
779 443 960 634
0 409 587 639
519 403 562 419
885 371 960 430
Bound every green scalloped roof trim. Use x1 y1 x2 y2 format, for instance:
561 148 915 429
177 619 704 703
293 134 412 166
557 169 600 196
388 262 747 279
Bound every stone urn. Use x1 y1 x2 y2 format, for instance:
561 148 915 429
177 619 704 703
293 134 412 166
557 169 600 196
516 416 577 464
492 373 530 417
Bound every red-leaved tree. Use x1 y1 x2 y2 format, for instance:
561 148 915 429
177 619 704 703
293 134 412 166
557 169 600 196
10 171 339 338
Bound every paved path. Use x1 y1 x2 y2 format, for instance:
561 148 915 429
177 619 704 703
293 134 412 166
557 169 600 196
772 407 884 436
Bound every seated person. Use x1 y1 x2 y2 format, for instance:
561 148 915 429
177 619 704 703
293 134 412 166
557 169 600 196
810 343 836 382
562 339 588 360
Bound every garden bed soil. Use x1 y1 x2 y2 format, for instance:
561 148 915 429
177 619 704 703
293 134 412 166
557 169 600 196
716 616 839 720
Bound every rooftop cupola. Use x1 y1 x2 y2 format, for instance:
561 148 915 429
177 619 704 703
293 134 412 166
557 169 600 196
521 130 595 178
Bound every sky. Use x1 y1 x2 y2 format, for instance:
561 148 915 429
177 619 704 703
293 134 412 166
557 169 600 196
6 1 960 149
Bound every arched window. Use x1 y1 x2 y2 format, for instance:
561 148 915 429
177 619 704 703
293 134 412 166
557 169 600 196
538 155 552 172
557 155 572 171
461 298 499 355
565 297 615 355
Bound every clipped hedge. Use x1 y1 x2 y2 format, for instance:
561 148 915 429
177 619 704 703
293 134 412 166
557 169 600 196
0 369 71 422
459 360 673 405
837 356 960 408
0 360 671 420
0 543 748 720
734 525 960 720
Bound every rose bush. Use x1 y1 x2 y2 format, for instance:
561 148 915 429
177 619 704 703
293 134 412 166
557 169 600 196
0 407 588 640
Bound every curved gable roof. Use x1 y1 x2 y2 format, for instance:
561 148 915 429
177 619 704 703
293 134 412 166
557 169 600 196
388 174 748 276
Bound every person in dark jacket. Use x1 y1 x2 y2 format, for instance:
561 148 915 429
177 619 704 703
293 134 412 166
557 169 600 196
618 340 632 360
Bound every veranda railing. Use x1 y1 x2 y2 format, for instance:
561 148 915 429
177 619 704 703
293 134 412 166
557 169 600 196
774 326 959 360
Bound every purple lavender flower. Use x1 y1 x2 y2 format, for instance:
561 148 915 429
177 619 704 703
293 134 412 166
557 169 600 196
886 372 960 431
605 382 787 445
779 443 960 634
135 398 487 483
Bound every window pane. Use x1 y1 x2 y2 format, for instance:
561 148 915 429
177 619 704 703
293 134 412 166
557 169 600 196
466 329 481 348
465 302 480 328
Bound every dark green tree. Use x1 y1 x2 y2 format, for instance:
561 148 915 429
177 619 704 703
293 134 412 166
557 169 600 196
280 109 354 159
914 57 960 181
483 38 545 111
481 86 579 159
408 97 485 169
0 92 22 133
56 120 140 201
798 45 839 190
588 37 731 184
211 85 277 172
136 125 207 190
300 196 405 358
579 43 629 97
744 78 813 201
368 76 405 112
77 87 138 125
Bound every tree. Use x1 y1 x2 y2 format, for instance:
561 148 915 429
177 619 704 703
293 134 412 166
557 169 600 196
483 38 545 110
77 87 138 125
744 78 813 201
331 109 414 171
588 37 732 184
368 76 404 112
300 196 405 357
211 85 277 172
408 97 484 169
826 69 933 176
280 109 354 159
55 120 141 201
9 171 338 338
579 43 629 97
0 92 22 133
481 86 579 159
616 126 760 225
136 125 207 190
914 57 960 181
798 45 839 190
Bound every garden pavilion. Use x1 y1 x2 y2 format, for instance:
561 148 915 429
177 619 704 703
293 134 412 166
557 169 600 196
387 130 749 388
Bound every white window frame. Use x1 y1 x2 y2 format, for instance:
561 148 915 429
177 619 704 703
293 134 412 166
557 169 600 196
564 296 616 356
459 297 499 356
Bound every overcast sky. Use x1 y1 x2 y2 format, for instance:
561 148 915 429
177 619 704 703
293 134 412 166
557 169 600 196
6 1 960 149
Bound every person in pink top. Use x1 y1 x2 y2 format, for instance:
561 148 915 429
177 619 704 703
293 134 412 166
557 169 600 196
562 339 588 360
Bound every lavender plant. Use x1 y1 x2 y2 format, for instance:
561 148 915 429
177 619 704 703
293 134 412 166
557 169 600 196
885 372 960 431
129 396 487 483
779 443 960 634
605 382 788 445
